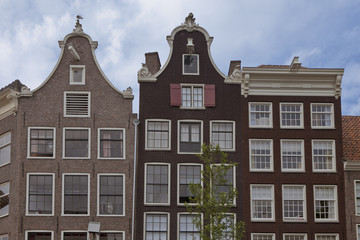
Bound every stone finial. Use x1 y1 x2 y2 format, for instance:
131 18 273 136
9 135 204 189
73 15 84 33
182 13 199 30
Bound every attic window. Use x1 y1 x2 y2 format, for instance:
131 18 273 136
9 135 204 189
70 65 85 85
183 54 199 75
64 91 90 117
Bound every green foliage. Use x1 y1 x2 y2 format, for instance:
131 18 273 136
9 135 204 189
185 144 245 240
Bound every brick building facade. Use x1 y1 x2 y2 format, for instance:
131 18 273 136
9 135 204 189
0 19 136 240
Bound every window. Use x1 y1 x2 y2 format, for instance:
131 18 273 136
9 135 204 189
357 224 360 240
181 84 204 108
281 140 305 172
311 103 334 128
0 235 8 240
314 234 339 240
100 232 124 240
212 165 235 205
314 185 338 221
62 174 89 215
249 139 273 172
249 103 272 128
62 232 87 240
146 120 171 150
283 234 307 240
251 185 274 221
210 121 235 151
280 103 303 128
70 65 85 85
98 128 125 159
355 181 360 215
145 164 170 205
63 128 90 159
26 231 53 240
0 182 9 217
26 174 54 215
98 174 124 216
28 128 55 158
64 91 90 117
251 233 275 240
312 140 336 172
144 213 169 240
0 132 11 167
178 213 201 240
183 54 199 75
215 214 235 239
282 185 306 221
178 164 202 204
178 121 202 153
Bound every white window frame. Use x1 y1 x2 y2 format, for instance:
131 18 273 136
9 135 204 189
69 65 85 85
144 163 170 206
143 212 170 240
251 233 275 240
97 128 125 159
177 120 203 154
0 234 8 240
182 54 199 75
312 140 336 172
25 231 54 240
357 224 360 240
282 185 306 222
249 102 273 128
210 120 235 151
314 234 339 240
281 139 305 172
313 185 338 222
355 181 360 216
100 231 125 240
61 173 90 216
249 139 273 172
311 103 335 129
0 131 11 167
26 173 55 216
211 164 236 205
61 231 88 240
250 184 275 222
177 163 203 205
0 181 9 218
177 212 202 240
97 173 125 217
180 84 205 109
145 119 171 151
63 91 91 118
27 127 56 159
63 127 91 159
283 233 307 240
280 103 304 129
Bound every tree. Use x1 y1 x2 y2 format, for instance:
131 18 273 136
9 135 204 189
185 144 245 240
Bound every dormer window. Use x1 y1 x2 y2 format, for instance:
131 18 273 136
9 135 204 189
183 54 199 75
70 65 85 85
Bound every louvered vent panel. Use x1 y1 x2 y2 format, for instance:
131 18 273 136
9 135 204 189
65 93 90 117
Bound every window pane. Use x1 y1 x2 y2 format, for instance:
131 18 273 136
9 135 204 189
250 140 272 170
281 104 302 127
180 123 201 153
251 185 273 220
146 165 168 203
64 175 88 214
312 104 333 127
283 186 305 220
99 175 124 215
65 129 89 158
145 214 168 240
27 232 52 240
63 232 87 240
147 121 169 149
211 122 233 150
183 55 198 74
179 165 201 203
314 186 337 220
179 214 200 240
0 182 10 217
30 129 54 157
100 130 124 158
313 141 335 171
0 132 11 166
250 103 271 127
100 233 123 240
28 175 53 214
282 140 303 171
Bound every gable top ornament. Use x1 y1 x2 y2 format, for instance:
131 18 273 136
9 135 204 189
181 13 199 31
73 15 84 34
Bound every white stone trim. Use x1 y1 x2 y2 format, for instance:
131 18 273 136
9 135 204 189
97 173 125 217
26 173 55 216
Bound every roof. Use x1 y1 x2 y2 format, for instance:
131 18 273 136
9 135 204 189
257 64 307 69
342 115 360 161
0 79 27 93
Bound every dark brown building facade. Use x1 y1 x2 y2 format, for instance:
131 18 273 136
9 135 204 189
0 19 136 240
136 14 346 240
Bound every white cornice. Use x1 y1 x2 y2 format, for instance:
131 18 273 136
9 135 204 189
0 89 19 120
344 161 360 171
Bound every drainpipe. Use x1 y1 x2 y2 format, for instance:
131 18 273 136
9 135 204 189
131 119 140 240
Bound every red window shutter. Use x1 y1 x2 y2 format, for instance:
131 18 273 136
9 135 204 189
204 84 215 107
170 84 181 106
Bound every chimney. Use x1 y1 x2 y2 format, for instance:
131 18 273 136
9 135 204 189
145 52 161 75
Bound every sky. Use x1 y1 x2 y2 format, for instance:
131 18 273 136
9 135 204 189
1 0 360 115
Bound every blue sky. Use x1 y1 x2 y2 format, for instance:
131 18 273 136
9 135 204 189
1 0 360 115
